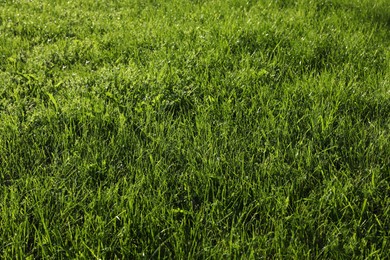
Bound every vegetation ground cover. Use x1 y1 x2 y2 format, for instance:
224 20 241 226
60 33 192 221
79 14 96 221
0 0 389 258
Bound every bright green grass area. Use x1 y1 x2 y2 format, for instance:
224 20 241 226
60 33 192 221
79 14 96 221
1 0 389 258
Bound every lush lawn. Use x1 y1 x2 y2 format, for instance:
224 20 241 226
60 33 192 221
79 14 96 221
1 0 389 258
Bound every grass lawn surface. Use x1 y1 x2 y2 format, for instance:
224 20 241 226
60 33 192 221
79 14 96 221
1 0 389 258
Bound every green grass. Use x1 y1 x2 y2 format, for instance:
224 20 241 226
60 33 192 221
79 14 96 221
1 0 389 258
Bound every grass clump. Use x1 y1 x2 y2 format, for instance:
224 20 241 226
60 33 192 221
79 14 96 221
1 0 389 258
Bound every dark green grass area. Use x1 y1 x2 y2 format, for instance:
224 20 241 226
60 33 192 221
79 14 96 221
1 0 389 258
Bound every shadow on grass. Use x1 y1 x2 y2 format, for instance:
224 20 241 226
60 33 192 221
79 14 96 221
369 4 390 28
